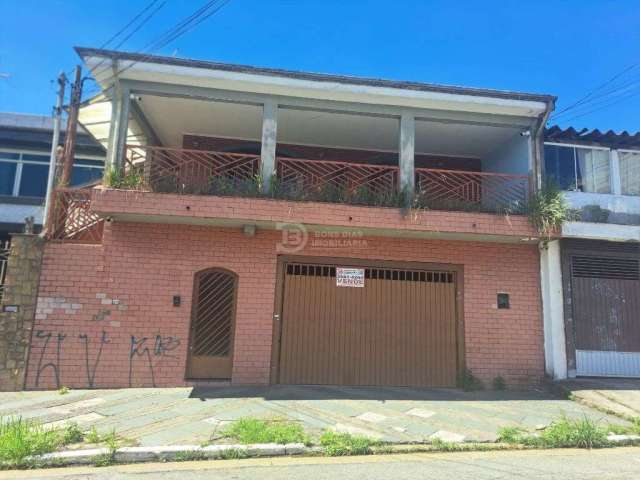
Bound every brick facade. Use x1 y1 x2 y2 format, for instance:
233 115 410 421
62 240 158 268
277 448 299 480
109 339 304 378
26 218 543 390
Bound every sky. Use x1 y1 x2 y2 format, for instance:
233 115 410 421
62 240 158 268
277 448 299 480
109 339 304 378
1 0 639 132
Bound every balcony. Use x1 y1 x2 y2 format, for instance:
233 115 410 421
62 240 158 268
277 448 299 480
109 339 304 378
122 145 528 213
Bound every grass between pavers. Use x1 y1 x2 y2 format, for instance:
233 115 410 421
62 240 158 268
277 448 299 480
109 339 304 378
0 417 82 469
0 416 133 470
498 416 640 449
5 413 640 470
217 417 310 446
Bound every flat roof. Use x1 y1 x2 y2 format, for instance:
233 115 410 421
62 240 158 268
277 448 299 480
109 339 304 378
76 47 556 105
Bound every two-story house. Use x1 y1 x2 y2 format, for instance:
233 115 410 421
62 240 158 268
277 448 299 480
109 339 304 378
541 126 640 380
19 47 558 390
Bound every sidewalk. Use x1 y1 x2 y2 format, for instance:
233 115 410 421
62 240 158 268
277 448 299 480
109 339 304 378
0 385 626 446
557 378 640 420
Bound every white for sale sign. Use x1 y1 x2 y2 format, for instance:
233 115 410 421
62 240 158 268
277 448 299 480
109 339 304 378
336 267 365 288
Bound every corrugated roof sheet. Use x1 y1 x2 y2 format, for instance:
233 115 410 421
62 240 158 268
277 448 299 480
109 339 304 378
545 125 640 149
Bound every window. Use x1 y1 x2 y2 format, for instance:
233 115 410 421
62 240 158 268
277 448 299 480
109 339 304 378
619 151 640 196
0 163 17 195
19 164 48 197
0 150 104 199
544 144 611 193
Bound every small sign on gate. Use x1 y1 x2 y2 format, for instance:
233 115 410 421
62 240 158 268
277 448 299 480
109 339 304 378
336 267 365 288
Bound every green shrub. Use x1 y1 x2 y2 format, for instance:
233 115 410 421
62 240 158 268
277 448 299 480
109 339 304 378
456 368 484 391
527 182 576 237
60 423 83 445
104 166 144 190
497 426 525 444
492 376 506 391
221 418 308 445
319 431 377 456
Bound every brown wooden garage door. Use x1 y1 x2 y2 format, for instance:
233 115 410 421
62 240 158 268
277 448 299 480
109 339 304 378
277 260 459 387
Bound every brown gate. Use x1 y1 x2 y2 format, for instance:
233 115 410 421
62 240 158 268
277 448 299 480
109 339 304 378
276 259 460 387
186 268 238 380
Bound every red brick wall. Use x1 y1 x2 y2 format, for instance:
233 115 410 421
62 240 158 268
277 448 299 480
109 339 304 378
26 222 543 390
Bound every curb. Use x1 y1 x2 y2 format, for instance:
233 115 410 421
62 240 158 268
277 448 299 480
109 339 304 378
23 436 640 468
36 443 308 466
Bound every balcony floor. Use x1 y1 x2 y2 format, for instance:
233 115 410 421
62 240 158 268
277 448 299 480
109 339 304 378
91 188 538 244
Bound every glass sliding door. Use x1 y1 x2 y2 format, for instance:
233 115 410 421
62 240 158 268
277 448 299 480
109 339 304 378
619 151 640 196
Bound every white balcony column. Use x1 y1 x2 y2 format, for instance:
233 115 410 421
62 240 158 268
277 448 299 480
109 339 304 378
540 239 568 380
399 112 415 197
105 84 130 172
610 149 622 195
260 99 278 193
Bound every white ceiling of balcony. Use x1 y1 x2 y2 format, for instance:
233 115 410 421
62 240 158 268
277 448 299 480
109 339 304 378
136 95 523 158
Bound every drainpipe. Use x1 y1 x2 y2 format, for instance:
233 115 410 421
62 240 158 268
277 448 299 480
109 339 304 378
531 99 556 190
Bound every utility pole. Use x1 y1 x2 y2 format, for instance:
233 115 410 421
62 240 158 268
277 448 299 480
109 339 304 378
42 72 67 236
59 65 83 187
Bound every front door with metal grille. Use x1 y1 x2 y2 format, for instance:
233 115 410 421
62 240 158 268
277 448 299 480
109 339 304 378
570 254 640 377
277 261 459 387
187 269 237 379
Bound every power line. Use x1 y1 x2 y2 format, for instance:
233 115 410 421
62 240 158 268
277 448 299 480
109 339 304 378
92 0 231 88
553 88 640 124
100 0 162 49
88 0 168 78
550 62 640 120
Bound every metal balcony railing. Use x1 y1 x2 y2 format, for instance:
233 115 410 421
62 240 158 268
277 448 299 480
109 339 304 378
125 145 261 194
415 168 529 212
49 187 104 243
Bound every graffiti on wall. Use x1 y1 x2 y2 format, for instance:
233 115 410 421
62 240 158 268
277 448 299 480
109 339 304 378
32 330 180 389
129 335 181 387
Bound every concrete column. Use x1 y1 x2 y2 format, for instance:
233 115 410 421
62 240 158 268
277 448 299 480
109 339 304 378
611 149 622 195
399 113 415 197
540 239 568 380
105 85 131 173
260 100 278 193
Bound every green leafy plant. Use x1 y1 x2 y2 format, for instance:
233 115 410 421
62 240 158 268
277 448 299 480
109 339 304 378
104 166 144 190
93 429 119 467
492 376 506 391
0 417 75 468
539 417 609 449
86 426 101 444
497 426 526 444
527 182 576 237
57 386 69 395
319 431 377 456
60 423 83 445
221 417 309 445
498 416 610 449
456 368 484 391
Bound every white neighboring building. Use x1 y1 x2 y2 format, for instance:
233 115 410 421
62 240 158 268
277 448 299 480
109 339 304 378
541 126 640 379
0 113 105 242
